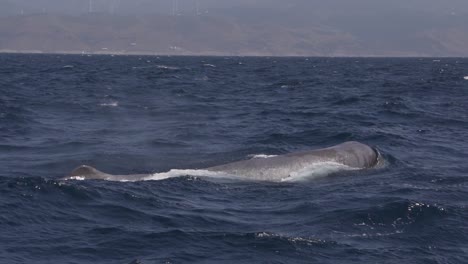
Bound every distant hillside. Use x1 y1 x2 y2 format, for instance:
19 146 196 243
1 13 468 56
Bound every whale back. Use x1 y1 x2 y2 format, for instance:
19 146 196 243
315 141 378 168
207 141 378 181
64 141 379 182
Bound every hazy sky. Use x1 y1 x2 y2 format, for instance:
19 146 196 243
2 0 468 33
1 0 468 55
2 0 468 16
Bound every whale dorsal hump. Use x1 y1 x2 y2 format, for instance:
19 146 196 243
69 165 107 179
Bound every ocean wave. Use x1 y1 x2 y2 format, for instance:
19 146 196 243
337 200 447 235
254 232 336 248
156 65 180 70
3 176 100 201
2 55 467 263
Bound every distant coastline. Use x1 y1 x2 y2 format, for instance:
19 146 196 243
1 50 466 58
1 14 468 57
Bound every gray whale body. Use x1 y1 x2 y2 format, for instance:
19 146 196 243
64 141 379 182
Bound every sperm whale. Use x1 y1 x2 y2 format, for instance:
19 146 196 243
64 141 379 182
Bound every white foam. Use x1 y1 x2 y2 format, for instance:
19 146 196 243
141 161 356 183
67 176 86 181
255 232 327 245
464 76 468 80
143 169 232 181
281 162 357 182
336 230 404 238
156 65 179 70
249 154 278 159
100 101 119 107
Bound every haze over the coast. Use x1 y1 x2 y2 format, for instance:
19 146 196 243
1 0 468 56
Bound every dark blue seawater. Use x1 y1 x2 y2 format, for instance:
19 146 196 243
1 54 468 263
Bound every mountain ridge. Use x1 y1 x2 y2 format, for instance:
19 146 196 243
1 13 468 57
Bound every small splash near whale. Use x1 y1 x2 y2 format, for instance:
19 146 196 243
67 176 86 181
464 76 468 80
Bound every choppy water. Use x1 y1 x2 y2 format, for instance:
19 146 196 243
1 54 468 263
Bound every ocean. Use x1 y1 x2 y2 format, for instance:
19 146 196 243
0 54 467 263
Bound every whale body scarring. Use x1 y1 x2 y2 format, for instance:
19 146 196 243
64 141 380 182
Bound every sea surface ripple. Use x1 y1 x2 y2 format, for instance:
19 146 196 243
1 54 468 263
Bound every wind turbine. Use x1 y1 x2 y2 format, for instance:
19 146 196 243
109 0 115 14
195 0 200 15
172 0 179 16
114 0 121 14
88 0 94 13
